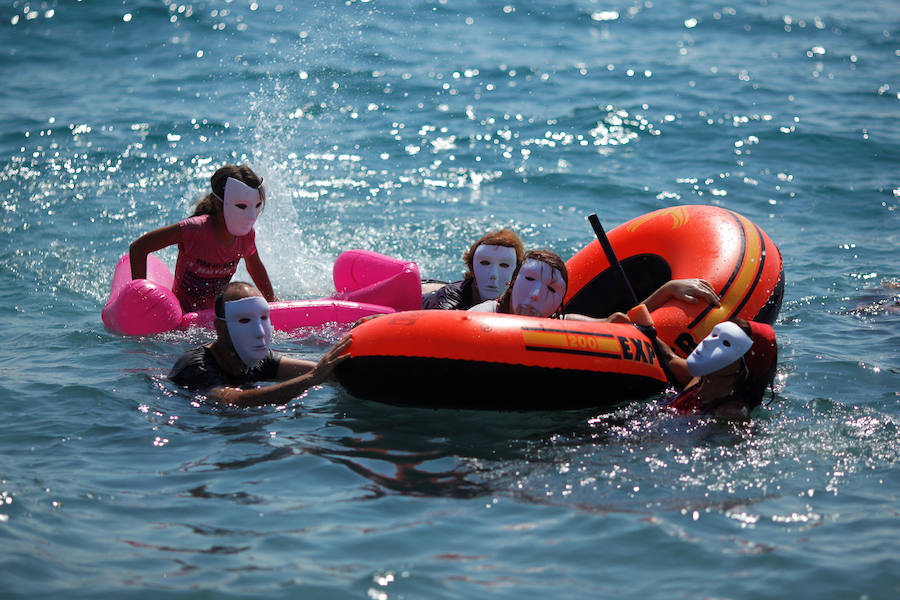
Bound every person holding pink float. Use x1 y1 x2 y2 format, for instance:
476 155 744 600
422 228 525 311
129 164 276 312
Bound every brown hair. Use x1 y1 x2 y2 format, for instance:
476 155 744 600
713 317 778 413
462 228 525 280
193 164 265 216
214 281 260 319
497 249 569 317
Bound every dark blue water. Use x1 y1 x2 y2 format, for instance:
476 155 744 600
2 1 898 598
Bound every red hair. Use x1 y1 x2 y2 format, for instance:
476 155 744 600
462 229 525 280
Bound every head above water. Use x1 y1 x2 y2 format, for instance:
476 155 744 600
689 317 778 413
214 281 262 318
193 164 266 220
463 229 525 279
687 320 754 377
499 249 569 318
214 281 272 368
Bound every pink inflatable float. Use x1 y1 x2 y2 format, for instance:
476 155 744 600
329 249 422 312
102 251 421 336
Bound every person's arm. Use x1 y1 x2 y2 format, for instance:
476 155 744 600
642 279 720 312
208 335 351 408
350 314 387 328
423 280 465 310
245 251 277 302
273 356 318 379
654 342 693 387
467 299 499 313
129 223 182 280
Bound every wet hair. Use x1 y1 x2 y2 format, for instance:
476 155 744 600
461 228 525 280
497 249 569 317
193 164 265 216
214 281 258 319
719 317 778 413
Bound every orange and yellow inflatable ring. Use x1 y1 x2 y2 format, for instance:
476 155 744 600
564 204 783 357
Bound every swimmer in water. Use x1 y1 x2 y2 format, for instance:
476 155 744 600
169 281 349 407
658 318 778 418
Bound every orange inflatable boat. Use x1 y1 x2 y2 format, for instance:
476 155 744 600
564 204 783 356
336 205 783 410
336 309 668 410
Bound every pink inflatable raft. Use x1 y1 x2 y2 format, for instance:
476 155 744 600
102 250 421 336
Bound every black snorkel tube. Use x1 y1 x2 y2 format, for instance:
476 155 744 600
587 213 677 387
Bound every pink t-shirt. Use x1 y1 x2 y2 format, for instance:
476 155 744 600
172 214 257 311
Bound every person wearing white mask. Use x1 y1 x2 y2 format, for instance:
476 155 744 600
170 282 350 407
656 318 779 418
130 164 277 312
469 249 570 317
422 228 524 310
469 249 721 323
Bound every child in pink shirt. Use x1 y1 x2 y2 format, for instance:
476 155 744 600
129 164 276 312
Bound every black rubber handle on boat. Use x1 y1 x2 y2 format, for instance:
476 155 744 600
587 213 677 387
588 213 639 305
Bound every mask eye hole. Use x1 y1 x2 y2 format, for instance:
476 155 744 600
723 340 731 347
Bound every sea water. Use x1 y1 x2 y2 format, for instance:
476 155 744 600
1 1 898 598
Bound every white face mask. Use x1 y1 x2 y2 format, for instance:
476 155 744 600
221 177 264 237
223 295 273 367
686 321 753 377
472 244 517 301
510 258 566 317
